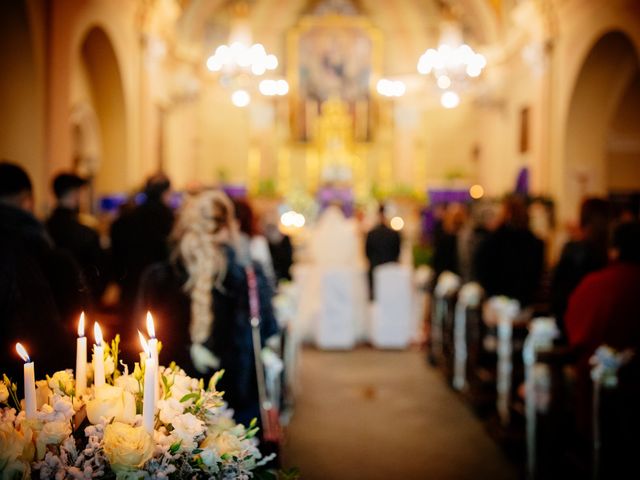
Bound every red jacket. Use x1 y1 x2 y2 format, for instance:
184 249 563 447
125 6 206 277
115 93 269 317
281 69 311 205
565 262 640 359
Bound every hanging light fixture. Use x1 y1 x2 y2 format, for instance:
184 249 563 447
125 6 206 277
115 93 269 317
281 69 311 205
204 1 288 106
416 13 486 108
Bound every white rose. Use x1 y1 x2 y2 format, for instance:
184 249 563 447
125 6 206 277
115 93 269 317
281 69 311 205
35 380 51 409
206 416 237 437
86 385 136 425
37 395 74 423
114 374 140 396
104 355 115 377
198 448 221 473
0 383 8 404
201 431 243 459
36 420 71 460
47 370 74 396
157 398 183 426
169 373 199 402
0 421 24 468
103 422 153 475
0 458 29 479
170 413 205 452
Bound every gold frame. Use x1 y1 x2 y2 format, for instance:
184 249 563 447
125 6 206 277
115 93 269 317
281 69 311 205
287 13 383 142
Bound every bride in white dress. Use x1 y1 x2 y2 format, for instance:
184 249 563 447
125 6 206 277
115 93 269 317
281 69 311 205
297 205 369 348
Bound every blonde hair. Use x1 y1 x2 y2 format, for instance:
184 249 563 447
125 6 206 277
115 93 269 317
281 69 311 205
172 190 235 345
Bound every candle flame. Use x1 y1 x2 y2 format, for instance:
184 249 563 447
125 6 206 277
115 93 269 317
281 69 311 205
146 311 156 339
138 330 150 357
15 343 30 363
94 322 103 346
78 312 85 337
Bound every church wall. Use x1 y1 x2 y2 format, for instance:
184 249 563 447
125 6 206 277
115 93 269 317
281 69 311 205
0 1 47 212
196 84 250 187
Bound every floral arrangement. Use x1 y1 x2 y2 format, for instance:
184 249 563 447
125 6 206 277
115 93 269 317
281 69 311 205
0 334 282 480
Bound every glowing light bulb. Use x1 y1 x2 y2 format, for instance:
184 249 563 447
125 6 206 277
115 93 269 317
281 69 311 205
437 75 451 89
470 184 484 199
390 216 405 231
231 89 250 107
441 91 460 109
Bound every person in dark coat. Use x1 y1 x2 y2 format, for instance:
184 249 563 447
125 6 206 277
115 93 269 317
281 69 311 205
432 202 467 280
46 173 108 303
0 162 87 380
110 174 174 325
474 194 544 307
137 190 279 427
365 204 401 299
265 222 294 283
550 198 611 334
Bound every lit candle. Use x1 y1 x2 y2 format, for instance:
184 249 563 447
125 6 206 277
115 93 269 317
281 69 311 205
93 322 105 388
76 312 87 396
146 312 159 402
15 343 36 419
139 331 156 434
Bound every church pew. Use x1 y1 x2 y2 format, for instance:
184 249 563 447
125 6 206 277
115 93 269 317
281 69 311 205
429 271 461 369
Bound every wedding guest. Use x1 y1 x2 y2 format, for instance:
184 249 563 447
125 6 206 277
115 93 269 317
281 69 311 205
550 198 611 333
0 162 87 379
432 202 467 280
265 220 293 283
564 221 640 473
46 172 108 303
474 194 544 307
137 190 278 427
457 200 498 283
110 173 174 324
233 198 277 289
365 204 401 299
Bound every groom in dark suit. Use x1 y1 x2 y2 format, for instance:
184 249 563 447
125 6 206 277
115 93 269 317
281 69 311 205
365 204 401 299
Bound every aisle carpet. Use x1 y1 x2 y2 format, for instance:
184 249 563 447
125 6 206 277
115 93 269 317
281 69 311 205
282 348 518 480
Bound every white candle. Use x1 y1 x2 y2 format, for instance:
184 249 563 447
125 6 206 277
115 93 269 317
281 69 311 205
139 331 156 434
146 312 160 402
93 322 105 388
16 343 36 419
76 312 87 396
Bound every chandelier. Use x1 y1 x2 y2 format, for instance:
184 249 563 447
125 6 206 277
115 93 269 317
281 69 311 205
206 42 278 76
204 1 288 107
416 20 486 108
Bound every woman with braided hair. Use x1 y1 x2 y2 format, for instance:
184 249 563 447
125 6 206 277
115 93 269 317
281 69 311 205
137 189 279 426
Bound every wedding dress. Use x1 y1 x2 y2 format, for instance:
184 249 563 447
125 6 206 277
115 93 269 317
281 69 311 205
297 206 368 348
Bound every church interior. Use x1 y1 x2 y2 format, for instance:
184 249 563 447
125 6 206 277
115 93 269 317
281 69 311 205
1 0 640 479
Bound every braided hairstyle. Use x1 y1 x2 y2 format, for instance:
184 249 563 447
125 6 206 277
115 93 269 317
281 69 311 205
171 190 236 346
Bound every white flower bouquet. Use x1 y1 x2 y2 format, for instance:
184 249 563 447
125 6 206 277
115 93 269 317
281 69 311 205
0 334 293 480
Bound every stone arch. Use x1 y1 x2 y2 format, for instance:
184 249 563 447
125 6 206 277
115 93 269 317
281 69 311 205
75 25 128 195
563 30 639 219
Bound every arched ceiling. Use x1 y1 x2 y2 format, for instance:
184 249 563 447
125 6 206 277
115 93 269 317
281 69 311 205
176 0 500 75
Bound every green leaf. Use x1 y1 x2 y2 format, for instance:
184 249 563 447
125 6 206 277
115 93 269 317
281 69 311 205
208 370 225 391
162 375 171 396
169 441 182 454
180 392 200 403
278 467 302 480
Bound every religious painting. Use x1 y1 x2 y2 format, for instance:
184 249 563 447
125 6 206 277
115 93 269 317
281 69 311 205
288 15 381 142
